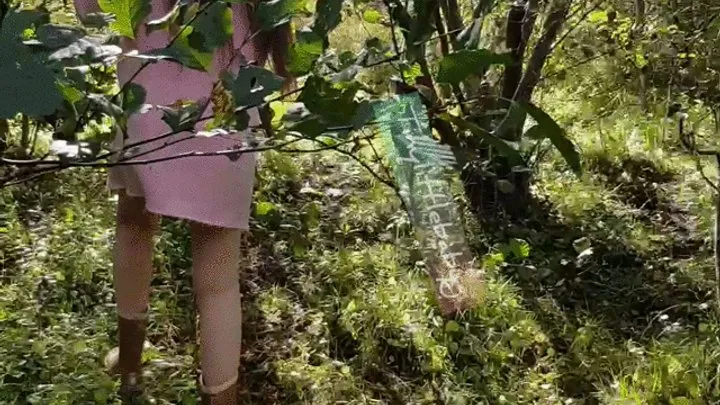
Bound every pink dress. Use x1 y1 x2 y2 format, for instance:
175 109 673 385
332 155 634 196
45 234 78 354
74 0 263 229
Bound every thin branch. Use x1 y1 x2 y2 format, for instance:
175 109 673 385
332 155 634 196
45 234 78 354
541 49 614 80
550 0 605 52
307 134 405 209
1 136 362 188
383 0 406 83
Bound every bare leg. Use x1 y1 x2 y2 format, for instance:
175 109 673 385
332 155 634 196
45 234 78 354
190 222 243 397
114 191 159 320
107 191 159 394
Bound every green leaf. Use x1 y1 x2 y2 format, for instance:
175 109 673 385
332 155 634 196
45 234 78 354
1 9 49 40
299 75 360 125
98 0 151 39
187 2 233 52
288 29 323 75
286 115 327 138
494 102 526 140
149 26 212 71
445 320 461 333
0 39 63 119
441 113 524 166
57 81 85 105
509 238 530 259
255 201 275 216
222 66 284 109
519 102 582 175
88 94 124 118
588 10 608 24
524 125 545 140
351 101 374 130
436 49 513 85
362 9 383 24
256 0 308 31
313 0 342 36
157 99 208 133
121 83 147 115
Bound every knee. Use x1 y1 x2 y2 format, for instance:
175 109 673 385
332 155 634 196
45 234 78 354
190 222 241 298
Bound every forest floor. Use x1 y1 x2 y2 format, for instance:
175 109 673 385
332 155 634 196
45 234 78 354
3 3 720 405
3 104 720 404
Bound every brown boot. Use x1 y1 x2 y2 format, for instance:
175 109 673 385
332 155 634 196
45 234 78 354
200 376 238 405
104 315 148 398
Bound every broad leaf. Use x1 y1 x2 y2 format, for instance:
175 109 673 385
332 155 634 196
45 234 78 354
88 93 124 118
256 0 308 31
121 83 147 115
286 115 327 138
351 101 374 130
288 29 323 75
313 0 342 36
158 99 208 133
98 0 151 39
524 125 545 140
149 26 212 71
493 102 525 140
0 39 63 119
519 102 582 174
222 66 284 108
57 81 85 105
187 2 233 52
299 76 360 125
442 113 524 167
436 49 513 85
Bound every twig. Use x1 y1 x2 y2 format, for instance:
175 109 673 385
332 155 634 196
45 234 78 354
304 133 405 209
1 136 359 188
550 0 605 52
383 0 406 83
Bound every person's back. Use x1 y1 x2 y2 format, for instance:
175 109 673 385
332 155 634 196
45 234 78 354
72 1 292 403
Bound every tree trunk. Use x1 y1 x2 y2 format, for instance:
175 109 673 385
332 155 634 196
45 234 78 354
440 0 462 50
635 0 649 113
714 155 720 313
516 0 571 102
466 0 571 219
434 5 450 56
501 2 529 105
0 119 7 156
20 115 30 157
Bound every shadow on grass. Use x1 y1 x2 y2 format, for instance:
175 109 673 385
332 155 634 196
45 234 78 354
470 155 713 400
